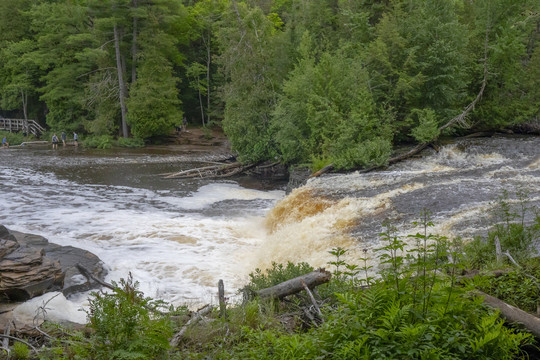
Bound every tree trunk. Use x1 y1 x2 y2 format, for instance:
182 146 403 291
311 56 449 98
114 24 129 138
20 88 28 134
131 0 137 83
205 32 211 125
198 78 205 126
257 269 331 299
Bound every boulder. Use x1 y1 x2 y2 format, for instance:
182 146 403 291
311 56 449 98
286 167 312 194
0 227 107 302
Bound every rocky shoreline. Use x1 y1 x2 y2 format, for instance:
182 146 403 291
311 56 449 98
0 225 106 333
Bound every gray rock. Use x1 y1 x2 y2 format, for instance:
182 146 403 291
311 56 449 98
286 167 312 194
0 227 107 301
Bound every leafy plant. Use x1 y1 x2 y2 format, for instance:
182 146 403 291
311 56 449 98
12 341 30 360
85 274 173 360
117 137 145 148
82 135 113 149
243 261 313 293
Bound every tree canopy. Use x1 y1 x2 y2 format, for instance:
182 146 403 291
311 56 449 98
0 0 538 168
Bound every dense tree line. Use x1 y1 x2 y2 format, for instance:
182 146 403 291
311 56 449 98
0 0 539 168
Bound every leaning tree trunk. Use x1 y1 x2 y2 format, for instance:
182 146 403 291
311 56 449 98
114 24 129 138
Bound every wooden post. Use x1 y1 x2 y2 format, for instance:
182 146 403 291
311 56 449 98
218 279 227 319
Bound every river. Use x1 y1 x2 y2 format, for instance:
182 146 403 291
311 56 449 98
0 135 538 323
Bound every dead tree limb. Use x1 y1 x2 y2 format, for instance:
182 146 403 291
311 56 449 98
2 323 10 353
76 264 115 290
257 269 331 300
218 279 227 319
309 164 334 179
474 291 540 338
0 334 38 354
301 280 322 317
163 162 256 179
169 305 213 348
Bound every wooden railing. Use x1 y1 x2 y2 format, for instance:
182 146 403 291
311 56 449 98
0 117 45 137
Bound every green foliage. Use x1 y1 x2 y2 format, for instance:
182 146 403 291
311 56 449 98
117 137 145 148
409 108 440 143
217 1 291 163
82 135 113 149
85 274 173 360
463 189 540 269
0 131 28 146
273 43 393 169
476 270 540 313
12 341 30 360
1 0 539 164
244 261 313 292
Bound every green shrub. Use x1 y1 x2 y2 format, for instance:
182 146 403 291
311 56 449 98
86 274 173 359
0 130 29 146
82 135 113 149
476 270 540 313
243 261 314 293
117 137 145 148
12 342 30 360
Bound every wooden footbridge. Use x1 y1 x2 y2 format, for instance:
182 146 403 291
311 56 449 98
0 117 45 137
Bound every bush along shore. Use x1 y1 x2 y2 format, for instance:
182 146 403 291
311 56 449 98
1 190 540 360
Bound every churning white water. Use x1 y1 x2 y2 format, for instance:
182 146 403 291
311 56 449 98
0 135 538 323
0 146 285 315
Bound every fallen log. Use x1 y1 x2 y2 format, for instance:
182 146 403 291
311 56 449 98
257 269 331 300
163 162 257 179
475 291 540 338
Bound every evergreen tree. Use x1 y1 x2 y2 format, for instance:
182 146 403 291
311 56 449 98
216 1 291 162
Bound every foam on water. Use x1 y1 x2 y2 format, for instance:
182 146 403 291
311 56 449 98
1 136 538 324
13 292 87 325
0 165 285 311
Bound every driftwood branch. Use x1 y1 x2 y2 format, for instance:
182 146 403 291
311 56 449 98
301 280 322 317
475 291 540 338
170 305 213 348
257 269 331 300
76 264 115 290
0 334 38 354
163 162 256 179
2 323 10 354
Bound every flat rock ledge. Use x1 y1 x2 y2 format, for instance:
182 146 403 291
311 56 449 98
0 225 107 333
0 224 108 301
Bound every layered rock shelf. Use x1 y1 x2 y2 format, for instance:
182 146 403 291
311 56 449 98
0 225 107 302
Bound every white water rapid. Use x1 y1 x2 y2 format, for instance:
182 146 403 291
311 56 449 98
0 135 538 324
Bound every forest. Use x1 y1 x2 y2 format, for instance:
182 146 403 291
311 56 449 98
1 0 539 170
